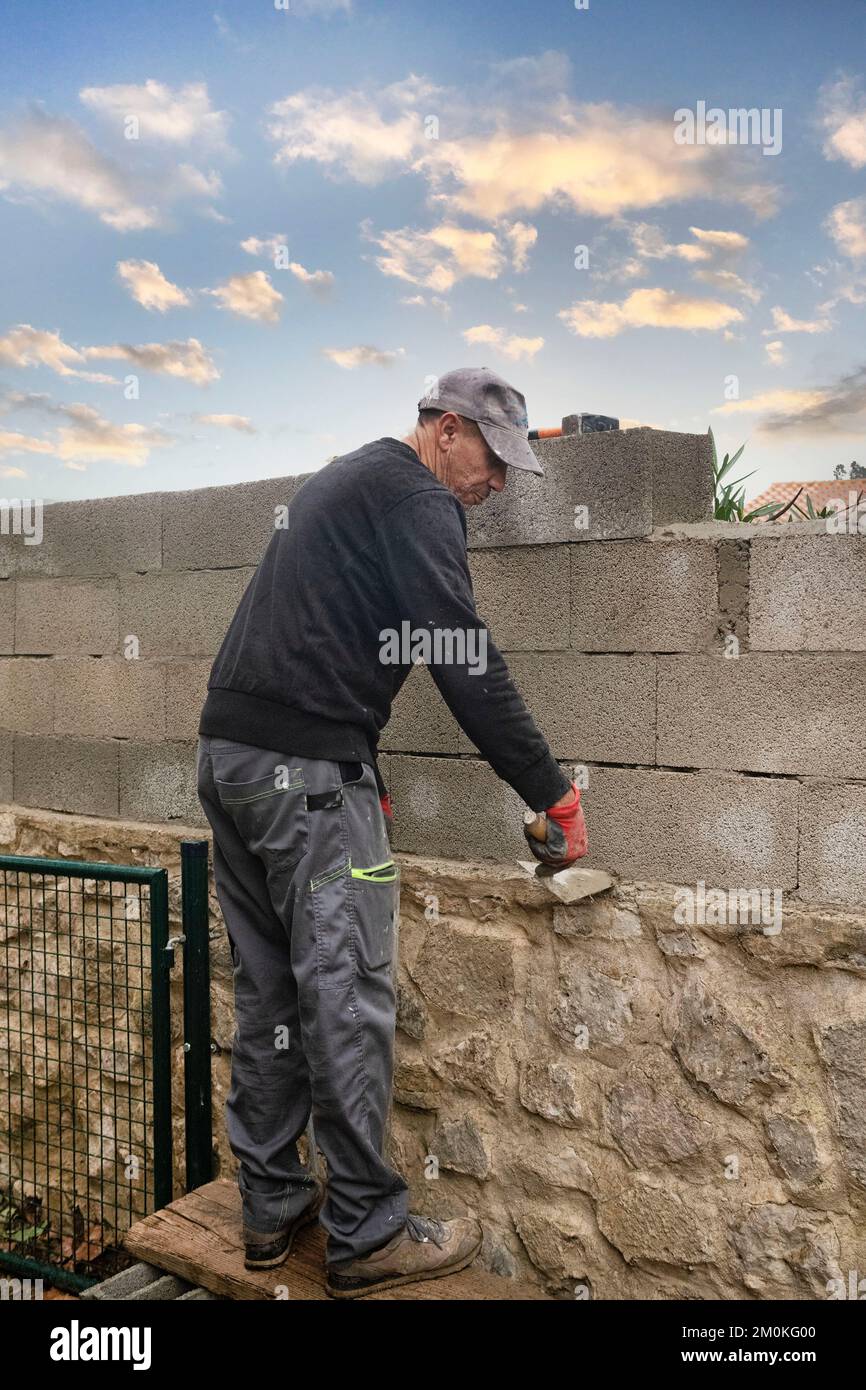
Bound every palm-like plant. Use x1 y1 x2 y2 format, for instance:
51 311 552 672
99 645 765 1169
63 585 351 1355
708 428 791 522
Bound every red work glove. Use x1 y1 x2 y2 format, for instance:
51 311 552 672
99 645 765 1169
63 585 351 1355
524 783 588 868
380 793 394 825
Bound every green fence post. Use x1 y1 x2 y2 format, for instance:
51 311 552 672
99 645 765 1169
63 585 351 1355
181 840 213 1191
149 867 173 1211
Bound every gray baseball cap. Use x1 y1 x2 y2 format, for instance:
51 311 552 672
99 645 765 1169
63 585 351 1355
417 366 544 476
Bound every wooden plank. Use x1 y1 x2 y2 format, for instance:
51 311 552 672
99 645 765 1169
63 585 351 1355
123 1180 551 1301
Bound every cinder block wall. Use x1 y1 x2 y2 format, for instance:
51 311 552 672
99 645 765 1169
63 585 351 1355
1 427 864 903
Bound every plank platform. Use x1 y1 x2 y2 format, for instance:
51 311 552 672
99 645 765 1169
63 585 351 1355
123 1179 552 1300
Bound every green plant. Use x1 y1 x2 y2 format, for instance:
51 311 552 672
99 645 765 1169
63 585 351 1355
708 428 789 521
707 429 864 524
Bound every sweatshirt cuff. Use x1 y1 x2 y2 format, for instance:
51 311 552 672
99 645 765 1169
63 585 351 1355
510 754 573 812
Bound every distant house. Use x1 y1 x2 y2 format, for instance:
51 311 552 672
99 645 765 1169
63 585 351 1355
747 479 866 522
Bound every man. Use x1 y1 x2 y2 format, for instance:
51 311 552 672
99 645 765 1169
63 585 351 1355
196 366 588 1299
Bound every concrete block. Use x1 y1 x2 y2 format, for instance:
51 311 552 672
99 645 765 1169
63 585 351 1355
0 494 161 578
644 429 714 526
657 653 866 776
799 780 866 905
580 765 798 887
390 754 526 858
0 582 16 653
119 741 205 823
750 534 866 651
15 578 118 655
14 735 118 816
389 756 799 888
53 659 166 740
162 476 301 571
466 428 652 548
380 665 462 754
468 546 570 649
165 659 213 739
0 731 11 801
459 654 657 763
376 751 391 795
120 569 254 658
570 539 718 651
0 659 54 733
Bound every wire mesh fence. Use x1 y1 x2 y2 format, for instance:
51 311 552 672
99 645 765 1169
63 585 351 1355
0 856 172 1292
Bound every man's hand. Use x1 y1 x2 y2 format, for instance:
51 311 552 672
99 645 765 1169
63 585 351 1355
380 793 394 828
523 782 588 868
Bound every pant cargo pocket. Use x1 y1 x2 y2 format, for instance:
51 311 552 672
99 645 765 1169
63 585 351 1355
350 860 398 973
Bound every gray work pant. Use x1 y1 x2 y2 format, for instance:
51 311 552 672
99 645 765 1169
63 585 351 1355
196 734 410 1265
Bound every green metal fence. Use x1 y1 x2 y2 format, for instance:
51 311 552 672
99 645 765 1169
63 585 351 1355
0 853 188 1293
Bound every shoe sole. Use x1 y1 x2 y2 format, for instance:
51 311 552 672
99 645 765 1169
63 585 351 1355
324 1236 482 1299
244 1191 324 1271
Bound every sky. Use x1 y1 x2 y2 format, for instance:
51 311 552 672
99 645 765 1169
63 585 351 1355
0 0 865 503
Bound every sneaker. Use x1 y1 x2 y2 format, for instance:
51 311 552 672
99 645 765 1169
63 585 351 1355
325 1212 483 1299
243 1178 325 1270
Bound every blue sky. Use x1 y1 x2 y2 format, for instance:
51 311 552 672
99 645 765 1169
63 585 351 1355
0 0 864 501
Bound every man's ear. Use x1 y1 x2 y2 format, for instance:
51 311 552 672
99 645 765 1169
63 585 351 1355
437 411 460 448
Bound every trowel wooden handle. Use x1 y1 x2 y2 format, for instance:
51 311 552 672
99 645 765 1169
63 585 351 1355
523 809 548 842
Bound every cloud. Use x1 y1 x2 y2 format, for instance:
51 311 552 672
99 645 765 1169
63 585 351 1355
692 267 762 301
818 75 866 169
399 293 451 315
558 287 744 338
85 337 219 384
0 107 157 230
0 324 217 385
322 345 405 368
286 261 335 295
504 221 537 271
205 270 284 322
268 76 435 184
288 0 352 13
0 325 115 382
54 403 172 466
268 74 775 219
764 339 788 367
0 428 54 456
627 222 711 262
80 80 230 148
462 324 544 360
117 259 191 312
0 394 172 466
1 464 28 477
825 197 866 259
194 413 256 434
364 220 506 291
241 233 288 258
712 365 866 436
689 227 750 252
763 305 832 334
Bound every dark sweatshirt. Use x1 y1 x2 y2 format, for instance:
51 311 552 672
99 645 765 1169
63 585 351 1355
199 436 571 811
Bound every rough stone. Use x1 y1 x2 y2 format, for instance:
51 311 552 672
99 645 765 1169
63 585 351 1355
817 1020 866 1189
429 1029 509 1105
411 922 515 1024
672 975 787 1110
549 960 634 1054
429 1114 491 1179
518 1059 583 1127
606 1078 710 1168
765 1114 822 1187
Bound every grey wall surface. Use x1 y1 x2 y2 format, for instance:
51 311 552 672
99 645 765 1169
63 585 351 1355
1 429 864 902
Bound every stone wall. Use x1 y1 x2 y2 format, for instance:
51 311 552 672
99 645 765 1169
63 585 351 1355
2 806 864 1300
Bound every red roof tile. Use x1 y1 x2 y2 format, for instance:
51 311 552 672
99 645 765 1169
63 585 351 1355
746 479 866 521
